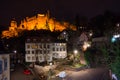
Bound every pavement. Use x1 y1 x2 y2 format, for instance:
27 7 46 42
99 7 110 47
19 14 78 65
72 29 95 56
10 64 34 80
10 63 111 80
65 68 110 80
33 64 111 80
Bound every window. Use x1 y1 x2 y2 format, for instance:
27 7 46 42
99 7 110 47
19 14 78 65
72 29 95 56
52 47 55 51
0 60 2 74
56 48 59 51
4 77 7 80
60 48 62 51
44 50 46 54
47 56 50 60
26 51 30 54
4 59 7 70
63 47 66 51
27 39 30 42
39 56 42 60
32 51 34 54
53 53 55 56
27 57 30 60
44 44 46 48
47 50 50 53
32 56 35 60
39 45 42 49
27 45 30 49
47 45 50 48
31 45 38 49
33 39 37 42
39 50 42 54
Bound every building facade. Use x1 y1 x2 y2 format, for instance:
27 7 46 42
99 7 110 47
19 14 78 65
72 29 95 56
25 37 67 62
0 54 10 80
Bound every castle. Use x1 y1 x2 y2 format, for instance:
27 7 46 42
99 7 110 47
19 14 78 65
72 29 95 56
2 12 76 38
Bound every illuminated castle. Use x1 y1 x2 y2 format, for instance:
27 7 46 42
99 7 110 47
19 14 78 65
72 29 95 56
2 12 76 38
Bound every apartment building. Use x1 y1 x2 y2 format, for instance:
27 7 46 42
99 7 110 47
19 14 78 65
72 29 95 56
25 36 67 62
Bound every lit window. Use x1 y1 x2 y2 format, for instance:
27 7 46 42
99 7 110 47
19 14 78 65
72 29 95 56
31 45 38 49
27 45 30 49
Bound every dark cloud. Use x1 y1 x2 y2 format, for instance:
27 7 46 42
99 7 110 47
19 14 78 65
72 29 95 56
0 0 120 26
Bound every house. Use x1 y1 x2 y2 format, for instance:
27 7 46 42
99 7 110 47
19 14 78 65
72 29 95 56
57 30 69 41
25 36 67 63
0 54 10 80
92 37 109 47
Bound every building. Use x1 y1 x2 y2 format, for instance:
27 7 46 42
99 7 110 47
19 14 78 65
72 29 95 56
92 37 109 47
57 30 69 41
25 36 67 63
0 54 10 80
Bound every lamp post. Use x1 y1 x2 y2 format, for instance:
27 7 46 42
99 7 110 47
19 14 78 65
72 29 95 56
73 49 78 64
74 50 78 55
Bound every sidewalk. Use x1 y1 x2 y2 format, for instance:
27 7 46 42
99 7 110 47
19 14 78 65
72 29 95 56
65 68 110 80
33 64 110 80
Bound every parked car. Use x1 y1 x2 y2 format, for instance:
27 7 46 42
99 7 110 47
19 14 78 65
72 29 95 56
23 69 31 75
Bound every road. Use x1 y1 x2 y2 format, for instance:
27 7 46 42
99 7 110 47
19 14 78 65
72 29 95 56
10 64 111 80
10 64 34 80
64 68 110 80
32 64 111 80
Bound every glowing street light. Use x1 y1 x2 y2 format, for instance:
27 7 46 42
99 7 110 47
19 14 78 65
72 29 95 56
74 50 78 55
13 50 17 53
82 42 91 51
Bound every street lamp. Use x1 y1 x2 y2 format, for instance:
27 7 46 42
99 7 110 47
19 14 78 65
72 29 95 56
82 42 91 51
13 50 17 53
73 49 78 64
74 50 78 55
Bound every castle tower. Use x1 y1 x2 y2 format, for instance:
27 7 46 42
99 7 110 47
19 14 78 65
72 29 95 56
9 20 17 31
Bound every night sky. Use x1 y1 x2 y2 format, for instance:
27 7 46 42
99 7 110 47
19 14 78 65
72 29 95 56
0 0 120 26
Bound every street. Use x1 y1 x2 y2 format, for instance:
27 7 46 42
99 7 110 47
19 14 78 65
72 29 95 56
10 64 34 80
32 64 111 80
65 68 110 80
10 64 111 80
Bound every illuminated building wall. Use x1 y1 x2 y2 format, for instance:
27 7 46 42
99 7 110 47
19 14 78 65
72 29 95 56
25 37 67 62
